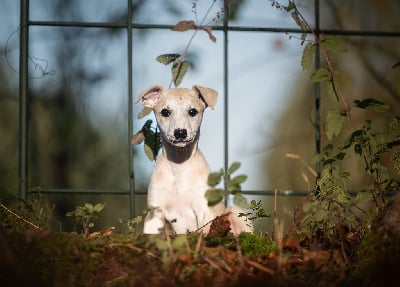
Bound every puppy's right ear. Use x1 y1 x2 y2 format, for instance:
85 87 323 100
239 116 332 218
135 85 164 108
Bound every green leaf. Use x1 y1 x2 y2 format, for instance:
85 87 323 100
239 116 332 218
326 109 346 140
325 80 339 102
301 42 316 70
321 36 347 53
93 203 106 213
172 60 190 87
354 98 390 112
228 162 241 174
208 170 223 186
206 188 225 206
310 67 331 82
156 53 180 65
231 175 248 186
233 194 251 209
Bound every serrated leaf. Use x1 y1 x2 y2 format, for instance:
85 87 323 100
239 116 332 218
233 194 251 209
228 162 241 174
301 42 316 70
321 36 347 53
156 53 180 65
172 20 196 32
172 60 190 87
131 131 145 145
354 98 390 112
310 67 331 82
326 109 346 140
206 188 225 206
144 143 156 161
138 107 152 119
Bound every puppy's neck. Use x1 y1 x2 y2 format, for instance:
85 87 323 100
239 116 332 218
162 136 199 164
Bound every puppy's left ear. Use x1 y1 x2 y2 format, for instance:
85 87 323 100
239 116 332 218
192 85 218 110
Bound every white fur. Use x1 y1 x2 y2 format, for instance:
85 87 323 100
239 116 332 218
136 85 253 235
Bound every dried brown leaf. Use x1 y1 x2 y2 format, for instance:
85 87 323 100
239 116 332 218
172 20 196 32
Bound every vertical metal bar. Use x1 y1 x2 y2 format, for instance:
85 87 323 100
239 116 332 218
314 0 321 177
19 0 29 200
127 0 135 218
223 4 229 207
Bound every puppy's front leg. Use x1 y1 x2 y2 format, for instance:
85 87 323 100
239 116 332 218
143 207 165 234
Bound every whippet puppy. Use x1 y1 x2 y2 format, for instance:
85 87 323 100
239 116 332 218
136 85 252 235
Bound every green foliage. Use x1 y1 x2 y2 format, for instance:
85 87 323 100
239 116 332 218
131 119 162 161
66 203 105 237
206 162 251 209
119 215 143 234
271 0 400 245
0 194 59 232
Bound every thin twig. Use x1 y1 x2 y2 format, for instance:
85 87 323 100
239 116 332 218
0 203 42 230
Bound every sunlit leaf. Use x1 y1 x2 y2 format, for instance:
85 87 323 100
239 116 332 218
310 67 331 82
326 109 346 140
325 80 339 102
131 131 145 145
172 60 190 87
138 107 152 119
321 36 347 53
301 42 316 70
156 53 181 65
144 143 156 161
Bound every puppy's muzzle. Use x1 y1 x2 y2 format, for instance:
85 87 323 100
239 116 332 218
174 128 187 140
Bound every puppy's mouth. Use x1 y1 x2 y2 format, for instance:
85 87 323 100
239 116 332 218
163 134 197 147
169 137 196 147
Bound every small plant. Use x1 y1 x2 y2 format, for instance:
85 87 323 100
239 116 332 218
238 199 270 224
206 162 250 208
206 162 269 228
66 203 105 237
119 215 143 234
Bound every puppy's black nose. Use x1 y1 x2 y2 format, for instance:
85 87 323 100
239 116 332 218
174 128 187 140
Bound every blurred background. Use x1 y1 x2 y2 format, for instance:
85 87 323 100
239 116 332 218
1 0 399 234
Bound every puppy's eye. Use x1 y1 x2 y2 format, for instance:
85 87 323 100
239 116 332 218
161 109 171 117
188 109 198 117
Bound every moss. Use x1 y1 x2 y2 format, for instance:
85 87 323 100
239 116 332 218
238 232 278 257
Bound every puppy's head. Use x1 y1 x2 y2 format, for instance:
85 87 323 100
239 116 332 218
136 85 217 148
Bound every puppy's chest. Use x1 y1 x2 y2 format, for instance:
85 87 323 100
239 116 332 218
163 164 208 195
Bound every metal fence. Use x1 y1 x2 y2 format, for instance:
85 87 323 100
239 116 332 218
18 0 400 219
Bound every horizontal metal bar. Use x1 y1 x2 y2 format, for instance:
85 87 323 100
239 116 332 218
28 20 400 37
29 188 309 196
29 188 134 195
